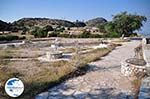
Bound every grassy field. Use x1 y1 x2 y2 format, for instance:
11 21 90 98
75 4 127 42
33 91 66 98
0 44 116 99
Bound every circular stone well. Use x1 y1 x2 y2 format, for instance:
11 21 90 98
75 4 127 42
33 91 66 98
121 58 146 76
46 51 63 60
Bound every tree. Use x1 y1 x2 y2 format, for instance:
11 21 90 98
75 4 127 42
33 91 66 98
43 25 54 32
97 23 107 33
109 12 147 37
79 31 91 38
31 26 48 38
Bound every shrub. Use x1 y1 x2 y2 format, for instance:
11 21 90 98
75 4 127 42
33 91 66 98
79 31 91 38
31 27 48 38
48 32 59 37
0 35 25 41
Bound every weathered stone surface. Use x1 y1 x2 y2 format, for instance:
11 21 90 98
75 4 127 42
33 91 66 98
121 58 146 77
142 38 150 75
139 77 150 99
36 41 140 99
36 92 49 99
62 89 75 95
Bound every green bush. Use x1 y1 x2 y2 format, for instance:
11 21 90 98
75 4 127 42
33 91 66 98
31 27 48 38
79 31 91 38
0 35 26 41
48 32 59 37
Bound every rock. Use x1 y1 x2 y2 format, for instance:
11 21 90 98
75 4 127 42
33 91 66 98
139 77 150 99
62 89 75 95
35 92 49 99
49 91 61 96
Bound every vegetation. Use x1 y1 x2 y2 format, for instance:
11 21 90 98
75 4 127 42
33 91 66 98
74 20 86 27
0 35 25 41
31 26 52 38
48 31 103 38
0 20 12 31
86 17 107 27
13 18 76 28
0 12 147 38
101 12 147 37
0 45 116 99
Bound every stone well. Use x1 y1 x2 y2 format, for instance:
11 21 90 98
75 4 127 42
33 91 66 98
46 51 63 60
121 58 146 76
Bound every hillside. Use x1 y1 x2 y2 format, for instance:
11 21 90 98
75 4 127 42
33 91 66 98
12 18 76 28
86 17 107 27
0 20 11 31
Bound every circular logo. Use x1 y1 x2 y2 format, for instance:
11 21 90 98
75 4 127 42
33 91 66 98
5 78 24 97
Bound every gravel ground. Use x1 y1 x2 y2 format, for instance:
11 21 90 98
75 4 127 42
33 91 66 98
36 41 141 99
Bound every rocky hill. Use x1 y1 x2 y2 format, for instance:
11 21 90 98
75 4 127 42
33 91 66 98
0 17 107 31
0 20 11 31
12 18 77 28
86 17 107 27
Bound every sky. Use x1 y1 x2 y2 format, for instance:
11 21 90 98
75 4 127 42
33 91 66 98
0 0 150 35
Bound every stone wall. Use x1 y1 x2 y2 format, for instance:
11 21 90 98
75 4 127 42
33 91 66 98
142 44 150 75
138 38 150 99
138 77 150 99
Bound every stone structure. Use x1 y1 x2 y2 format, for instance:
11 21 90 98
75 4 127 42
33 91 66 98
36 41 139 99
46 51 63 60
138 38 150 99
121 41 147 77
142 38 150 75
121 58 146 76
139 77 150 99
38 38 63 61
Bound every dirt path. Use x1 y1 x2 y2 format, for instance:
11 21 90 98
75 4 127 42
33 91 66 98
36 41 140 99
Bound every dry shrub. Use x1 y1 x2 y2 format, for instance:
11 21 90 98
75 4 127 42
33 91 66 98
0 44 116 99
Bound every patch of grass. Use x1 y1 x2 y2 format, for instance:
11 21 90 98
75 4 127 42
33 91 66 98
0 49 44 59
0 44 116 99
59 47 76 53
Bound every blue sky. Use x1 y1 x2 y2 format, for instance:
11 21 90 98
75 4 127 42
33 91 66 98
0 0 150 34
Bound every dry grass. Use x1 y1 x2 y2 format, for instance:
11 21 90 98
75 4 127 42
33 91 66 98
131 77 142 99
0 48 44 59
0 44 116 99
59 47 76 53
59 47 93 54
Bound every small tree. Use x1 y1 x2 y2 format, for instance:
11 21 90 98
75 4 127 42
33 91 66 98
43 25 54 32
31 27 48 38
97 23 107 33
79 31 91 38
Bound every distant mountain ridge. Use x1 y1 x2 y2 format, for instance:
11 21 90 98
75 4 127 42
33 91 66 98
13 18 76 28
86 17 107 27
0 17 108 31
0 20 11 31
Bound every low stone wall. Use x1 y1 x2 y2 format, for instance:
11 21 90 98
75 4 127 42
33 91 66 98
121 59 146 76
138 38 150 99
138 77 150 99
142 44 150 75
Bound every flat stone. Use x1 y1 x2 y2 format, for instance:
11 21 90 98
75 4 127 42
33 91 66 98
74 92 88 99
139 91 150 99
49 91 61 96
73 91 88 99
62 89 75 95
48 96 62 99
35 92 49 99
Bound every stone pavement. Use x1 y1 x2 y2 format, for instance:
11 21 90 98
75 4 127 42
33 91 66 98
36 41 140 99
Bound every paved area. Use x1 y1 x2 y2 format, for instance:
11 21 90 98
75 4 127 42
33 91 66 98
36 41 140 99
